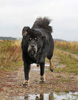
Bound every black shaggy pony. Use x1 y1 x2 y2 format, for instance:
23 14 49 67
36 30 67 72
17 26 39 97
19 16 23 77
21 17 54 86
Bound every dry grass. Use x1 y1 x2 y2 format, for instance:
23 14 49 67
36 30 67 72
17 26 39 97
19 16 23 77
0 40 78 74
54 48 78 75
55 41 78 54
0 40 23 71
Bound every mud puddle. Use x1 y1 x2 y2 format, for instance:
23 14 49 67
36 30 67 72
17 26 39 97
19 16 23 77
12 92 78 100
31 63 49 67
31 63 49 71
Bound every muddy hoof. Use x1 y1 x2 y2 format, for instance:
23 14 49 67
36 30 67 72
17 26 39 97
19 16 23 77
50 69 54 72
40 81 45 84
21 83 28 87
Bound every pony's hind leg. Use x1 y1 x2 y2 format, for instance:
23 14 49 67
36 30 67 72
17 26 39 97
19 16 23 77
49 59 54 72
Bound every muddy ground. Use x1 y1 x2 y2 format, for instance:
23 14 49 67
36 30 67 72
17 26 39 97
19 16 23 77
0 61 78 100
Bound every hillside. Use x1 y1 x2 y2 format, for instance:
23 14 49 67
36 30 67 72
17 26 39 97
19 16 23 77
0 36 17 40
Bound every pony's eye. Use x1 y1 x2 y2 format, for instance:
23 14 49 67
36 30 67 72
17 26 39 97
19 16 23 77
35 38 37 40
29 38 32 40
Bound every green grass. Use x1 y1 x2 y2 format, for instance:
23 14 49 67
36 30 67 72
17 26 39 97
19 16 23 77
0 61 23 71
49 93 55 99
54 48 78 75
55 89 60 92
56 75 62 78
61 78 71 82
64 89 70 93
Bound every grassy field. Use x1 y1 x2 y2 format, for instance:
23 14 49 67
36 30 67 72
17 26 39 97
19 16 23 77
0 40 78 75
55 41 78 55
54 48 78 75
54 41 78 75
0 40 23 71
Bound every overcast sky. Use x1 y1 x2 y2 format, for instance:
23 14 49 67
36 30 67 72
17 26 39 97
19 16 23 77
0 0 78 41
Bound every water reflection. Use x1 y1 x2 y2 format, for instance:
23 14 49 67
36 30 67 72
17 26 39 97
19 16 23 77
13 92 78 100
24 93 53 100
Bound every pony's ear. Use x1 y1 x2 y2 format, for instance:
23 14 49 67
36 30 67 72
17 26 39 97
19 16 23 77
22 27 30 36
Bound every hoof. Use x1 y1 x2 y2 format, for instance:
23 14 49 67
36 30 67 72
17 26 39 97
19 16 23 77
40 81 45 84
50 68 54 72
40 75 45 84
22 80 29 87
21 83 28 87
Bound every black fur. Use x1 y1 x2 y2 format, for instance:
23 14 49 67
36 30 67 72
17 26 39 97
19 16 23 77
32 17 52 34
21 17 54 82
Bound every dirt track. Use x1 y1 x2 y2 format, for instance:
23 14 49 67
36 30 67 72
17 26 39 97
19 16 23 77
0 61 78 100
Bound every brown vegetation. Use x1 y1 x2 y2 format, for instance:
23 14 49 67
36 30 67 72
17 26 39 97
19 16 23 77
0 40 22 71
